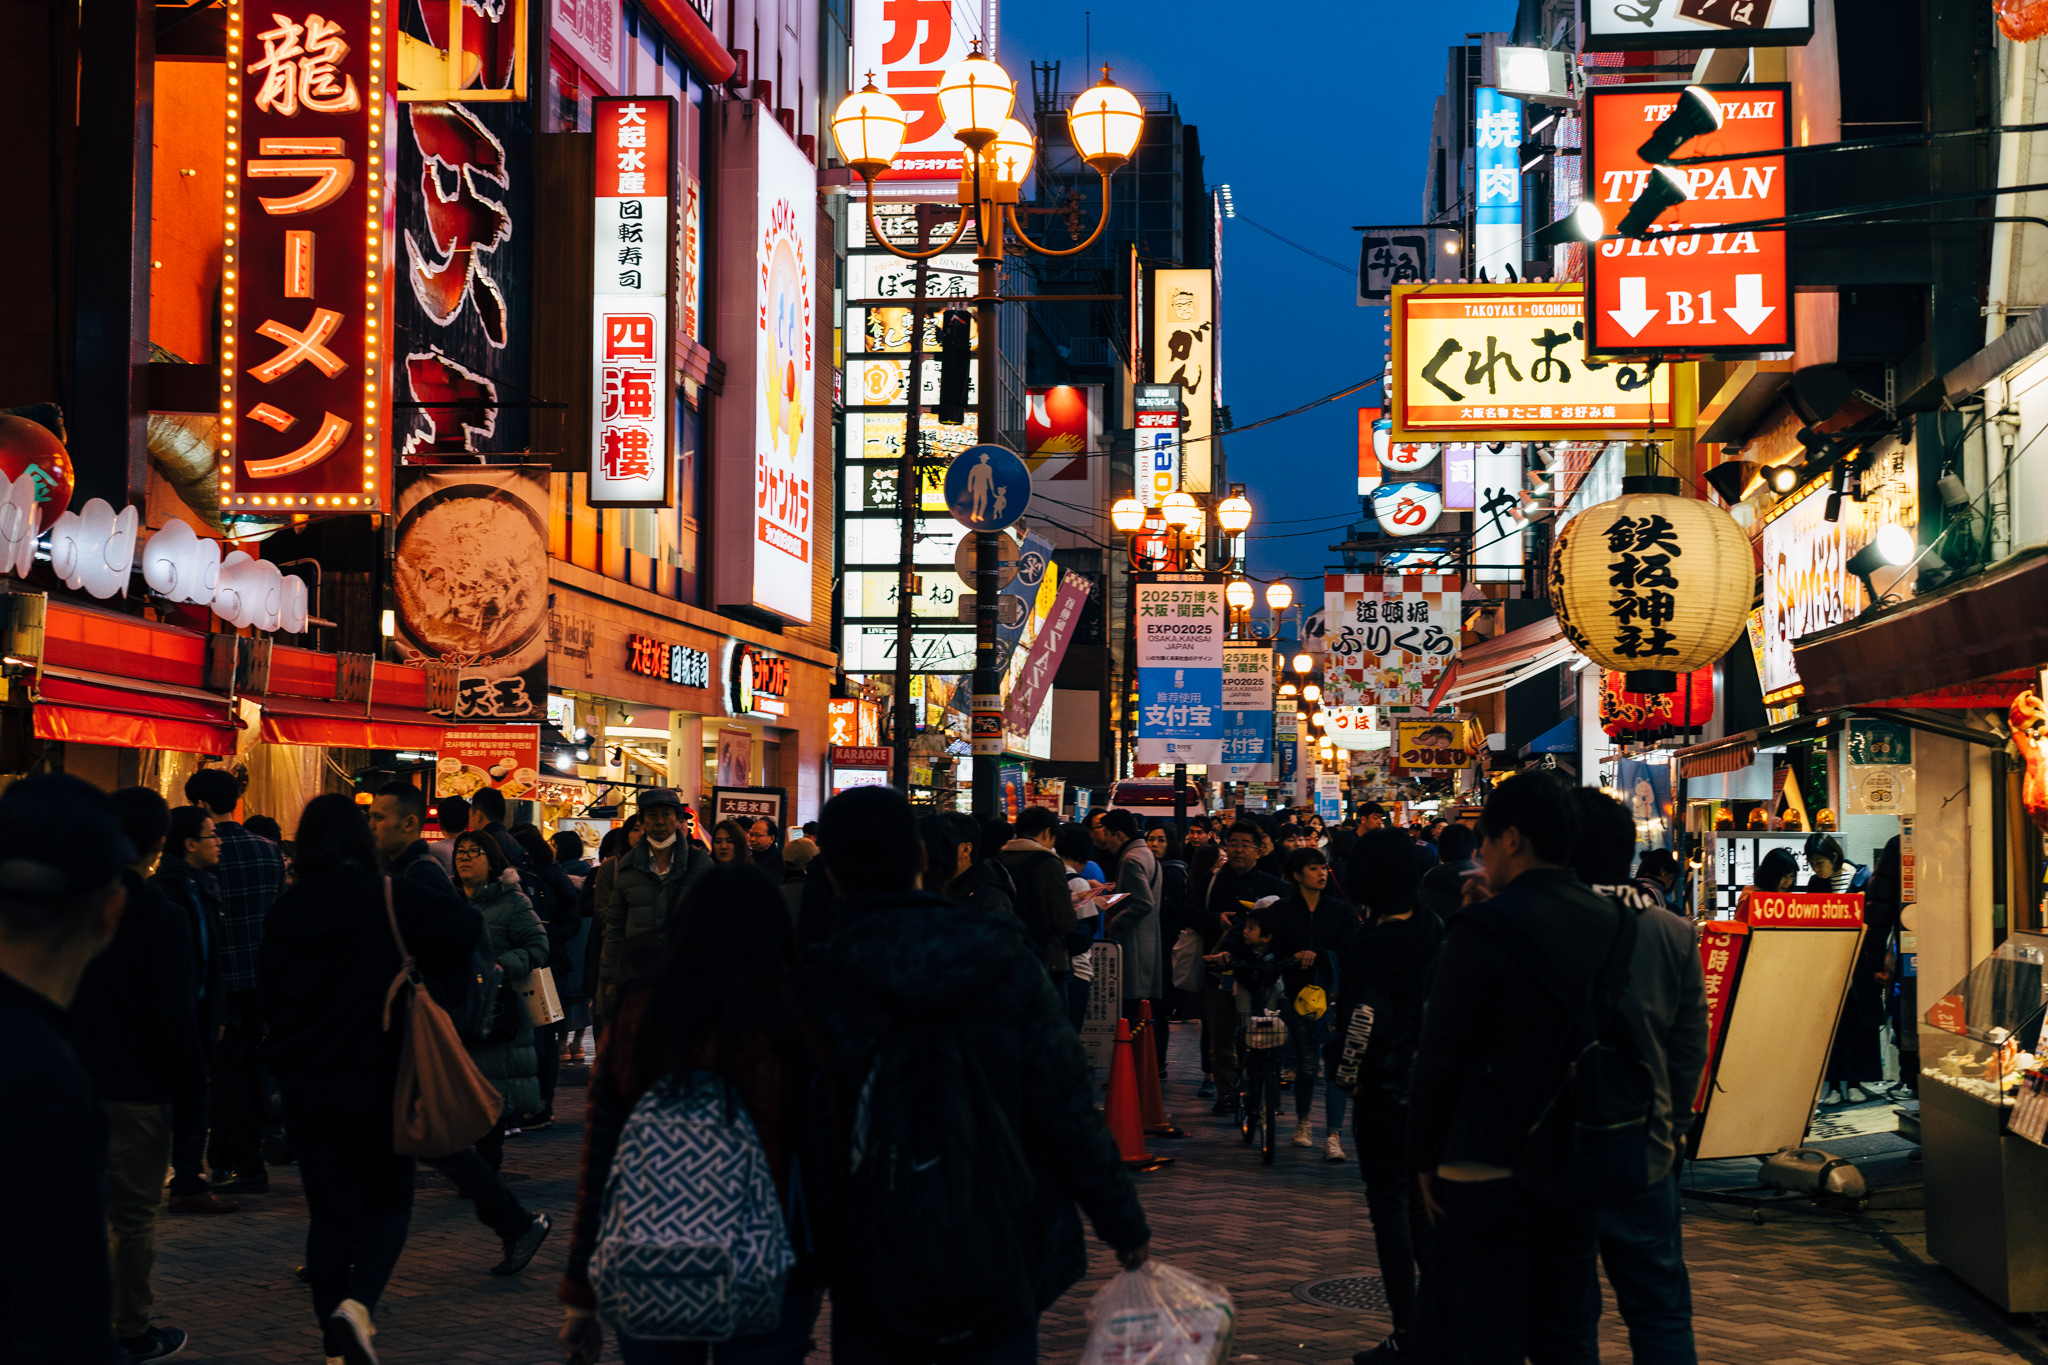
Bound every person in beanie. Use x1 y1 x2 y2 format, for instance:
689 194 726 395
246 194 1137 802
0 773 133 1365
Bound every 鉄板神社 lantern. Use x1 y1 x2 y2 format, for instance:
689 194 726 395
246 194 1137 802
1550 490 1751 694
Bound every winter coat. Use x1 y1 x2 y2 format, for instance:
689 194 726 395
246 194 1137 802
1333 908 1445 1099
801 890 1149 1315
70 869 202 1105
599 839 713 997
948 858 1017 919
259 869 481 1104
1105 838 1163 999
1419 857 1479 922
1257 889 1361 1000
390 838 458 901
1407 867 1622 1175
996 838 1079 979
150 858 227 1053
1590 883 1708 1183
465 878 549 1118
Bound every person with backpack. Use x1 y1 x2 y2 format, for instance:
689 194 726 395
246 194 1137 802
1333 828 1444 1365
999 807 1082 988
1054 825 1106 1033
802 786 1151 1364
1570 788 1709 1365
1407 772 1624 1364
258 795 482 1364
557 862 822 1365
1099 809 1167 1078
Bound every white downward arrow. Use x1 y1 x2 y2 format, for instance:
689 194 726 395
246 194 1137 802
1725 274 1777 335
1607 277 1659 338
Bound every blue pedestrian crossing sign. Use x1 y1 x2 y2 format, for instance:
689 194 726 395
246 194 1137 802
944 444 1032 532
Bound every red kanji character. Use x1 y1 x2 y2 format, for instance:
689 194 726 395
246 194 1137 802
600 366 656 420
602 427 653 482
605 315 657 361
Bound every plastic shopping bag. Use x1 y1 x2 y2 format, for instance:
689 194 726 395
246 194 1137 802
1080 1260 1235 1365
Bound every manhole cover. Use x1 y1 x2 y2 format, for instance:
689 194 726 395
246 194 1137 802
1293 1275 1389 1313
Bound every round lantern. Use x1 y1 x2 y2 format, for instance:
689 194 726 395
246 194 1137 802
1997 0 2048 42
0 414 74 530
1549 487 1751 694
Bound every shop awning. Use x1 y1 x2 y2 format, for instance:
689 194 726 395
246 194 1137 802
1791 548 2048 712
34 671 239 756
1521 717 1578 757
1676 735 1756 779
1675 705 2004 781
1445 616 1583 706
258 695 449 750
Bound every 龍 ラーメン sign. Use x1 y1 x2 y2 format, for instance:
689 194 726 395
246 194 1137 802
1391 284 1678 441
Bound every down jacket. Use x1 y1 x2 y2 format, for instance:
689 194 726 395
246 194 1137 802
466 877 550 1119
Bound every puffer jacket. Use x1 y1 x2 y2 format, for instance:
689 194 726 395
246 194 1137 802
802 891 1149 1317
465 877 549 1119
598 839 713 999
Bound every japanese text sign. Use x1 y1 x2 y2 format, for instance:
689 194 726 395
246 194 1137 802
1472 445 1526 582
590 96 673 507
1356 228 1461 304
1153 270 1214 492
1694 923 1748 1112
1587 0 1814 51
1006 571 1089 734
1391 284 1676 441
1600 666 1714 736
1220 642 1274 781
219 0 393 511
1396 717 1479 770
747 120 818 620
1585 85 1790 355
1134 383 1181 508
1135 578 1224 765
1323 573 1462 714
853 0 982 181
1474 87 1523 284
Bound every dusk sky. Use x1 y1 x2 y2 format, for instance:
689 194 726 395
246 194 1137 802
1001 0 1512 608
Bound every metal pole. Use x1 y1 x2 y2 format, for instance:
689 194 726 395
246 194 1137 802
971 159 1002 819
891 210 932 794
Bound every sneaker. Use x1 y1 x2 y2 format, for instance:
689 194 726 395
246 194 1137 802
1293 1118 1314 1148
1197 1076 1217 1099
1353 1333 1407 1363
1211 1095 1238 1116
166 1191 240 1215
1846 1084 1871 1103
519 1111 555 1131
491 1212 553 1276
1324 1133 1346 1162
210 1168 269 1193
328 1299 378 1365
1818 1086 1843 1106
121 1326 187 1361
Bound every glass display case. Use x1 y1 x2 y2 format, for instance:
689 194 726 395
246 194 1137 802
1920 931 2048 1108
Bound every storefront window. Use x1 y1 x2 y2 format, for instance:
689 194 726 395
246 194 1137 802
549 45 594 132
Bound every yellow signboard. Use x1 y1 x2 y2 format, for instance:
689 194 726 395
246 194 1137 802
1395 716 1484 770
1390 284 1689 441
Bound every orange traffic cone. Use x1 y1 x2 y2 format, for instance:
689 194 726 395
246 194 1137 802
1106 1018 1171 1170
1135 1001 1185 1137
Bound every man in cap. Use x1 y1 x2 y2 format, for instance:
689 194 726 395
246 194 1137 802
597 789 712 1020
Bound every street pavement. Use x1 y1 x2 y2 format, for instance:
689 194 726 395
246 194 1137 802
149 1023 2047 1363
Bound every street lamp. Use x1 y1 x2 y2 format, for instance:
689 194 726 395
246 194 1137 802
1226 577 1254 634
1303 683 1321 703
1265 580 1293 612
831 50 1145 818
1293 652 1313 674
1110 497 1145 534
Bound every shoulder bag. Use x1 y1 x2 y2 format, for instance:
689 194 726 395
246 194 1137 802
383 877 503 1158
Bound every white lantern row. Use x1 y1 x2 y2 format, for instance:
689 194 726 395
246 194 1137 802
2 472 307 634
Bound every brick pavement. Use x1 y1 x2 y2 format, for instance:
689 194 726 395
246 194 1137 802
151 1024 2048 1363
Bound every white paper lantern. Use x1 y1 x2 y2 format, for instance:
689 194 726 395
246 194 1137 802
47 499 138 599
279 572 309 634
0 471 37 577
214 551 284 631
1550 490 1751 690
1370 482 1445 537
140 518 221 605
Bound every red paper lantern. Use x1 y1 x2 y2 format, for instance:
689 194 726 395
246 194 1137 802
1600 666 1715 738
1998 0 2048 41
0 415 75 530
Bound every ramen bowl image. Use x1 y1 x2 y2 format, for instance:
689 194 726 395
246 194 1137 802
392 484 547 663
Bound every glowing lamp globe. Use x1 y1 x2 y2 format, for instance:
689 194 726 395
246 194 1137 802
0 414 74 530
1225 578 1254 611
936 47 1014 147
1160 490 1199 529
1265 580 1293 612
1110 497 1145 534
830 77 908 179
991 118 1035 185
1068 69 1144 171
1549 491 1751 694
1216 494 1253 534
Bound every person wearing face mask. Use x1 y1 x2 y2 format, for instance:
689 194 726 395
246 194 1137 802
597 790 711 1024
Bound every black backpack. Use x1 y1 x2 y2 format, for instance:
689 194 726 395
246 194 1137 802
838 1007 1038 1351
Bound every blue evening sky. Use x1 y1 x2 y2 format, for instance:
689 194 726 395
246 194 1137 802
999 0 1513 607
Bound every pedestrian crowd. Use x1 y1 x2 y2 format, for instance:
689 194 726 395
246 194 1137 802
2 762 1713 1365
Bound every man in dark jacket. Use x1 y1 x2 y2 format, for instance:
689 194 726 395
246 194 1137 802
467 787 527 870
803 786 1150 1364
997 807 1080 984
1190 821 1286 1114
597 788 712 1017
1409 772 1619 1364
369 781 458 898
0 774 132 1365
1571 788 1709 1365
183 766 284 1194
151 805 238 1215
71 788 202 1360
1417 821 1479 921
747 815 783 877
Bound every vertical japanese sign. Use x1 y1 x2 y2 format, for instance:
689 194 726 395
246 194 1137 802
1585 85 1790 354
589 97 673 506
1276 705 1298 787
1323 573 1463 714
749 121 818 620
1357 408 1382 495
1134 383 1181 508
220 0 393 511
1220 642 1274 781
853 0 983 181
1135 578 1224 765
1153 269 1214 491
1006 570 1089 734
1474 87 1523 284
1473 445 1526 582
552 0 620 92
1693 923 1748 1113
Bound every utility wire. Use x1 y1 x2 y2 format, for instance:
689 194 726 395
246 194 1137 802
1232 213 1359 277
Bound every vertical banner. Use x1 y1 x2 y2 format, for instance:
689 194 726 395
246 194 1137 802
1135 578 1225 765
1276 705 1299 789
1323 573 1463 713
1152 269 1214 491
852 0 982 182
1473 444 1527 582
589 96 674 506
1474 87 1524 283
1006 571 1090 733
1693 922 1749 1113
390 465 550 720
1358 408 1383 495
220 0 393 511
1134 383 1181 507
1220 642 1274 781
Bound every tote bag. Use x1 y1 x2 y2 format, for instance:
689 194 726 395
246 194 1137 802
382 878 503 1158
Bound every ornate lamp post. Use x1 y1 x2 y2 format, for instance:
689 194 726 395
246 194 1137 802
833 55 1144 816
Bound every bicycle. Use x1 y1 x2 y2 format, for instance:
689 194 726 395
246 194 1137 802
1238 1011 1287 1165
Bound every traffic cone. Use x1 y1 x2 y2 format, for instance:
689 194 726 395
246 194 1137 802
1106 1019 1170 1170
1135 1001 1185 1137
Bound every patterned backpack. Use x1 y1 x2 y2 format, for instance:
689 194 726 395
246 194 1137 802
590 1071 795 1342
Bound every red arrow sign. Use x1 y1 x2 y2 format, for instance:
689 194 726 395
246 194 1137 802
1584 83 1792 356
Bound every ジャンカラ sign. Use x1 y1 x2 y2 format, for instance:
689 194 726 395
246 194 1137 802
1390 284 1679 441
